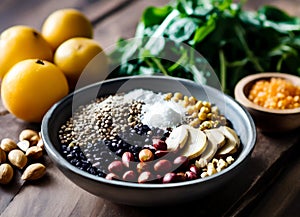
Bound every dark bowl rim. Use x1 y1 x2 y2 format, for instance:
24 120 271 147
234 72 300 115
41 75 256 189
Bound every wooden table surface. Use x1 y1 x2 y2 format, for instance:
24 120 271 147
0 1 300 217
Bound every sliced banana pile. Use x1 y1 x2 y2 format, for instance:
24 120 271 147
166 125 240 168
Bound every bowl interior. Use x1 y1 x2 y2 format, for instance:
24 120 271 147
42 76 256 189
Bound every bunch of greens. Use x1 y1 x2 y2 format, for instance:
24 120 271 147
109 0 300 94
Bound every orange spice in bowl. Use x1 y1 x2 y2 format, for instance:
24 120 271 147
248 77 300 110
234 72 300 132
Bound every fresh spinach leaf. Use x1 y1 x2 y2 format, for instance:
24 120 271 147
109 0 300 95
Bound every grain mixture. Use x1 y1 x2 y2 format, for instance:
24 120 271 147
58 89 240 183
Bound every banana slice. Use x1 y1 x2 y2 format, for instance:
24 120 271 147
217 126 240 155
217 139 236 155
195 128 225 168
220 126 241 147
181 125 208 160
195 141 216 168
166 125 189 151
204 128 226 149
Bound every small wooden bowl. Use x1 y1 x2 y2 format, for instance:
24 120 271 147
234 72 300 133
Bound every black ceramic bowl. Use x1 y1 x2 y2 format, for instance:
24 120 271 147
41 76 256 206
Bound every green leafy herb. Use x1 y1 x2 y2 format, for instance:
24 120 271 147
109 0 300 95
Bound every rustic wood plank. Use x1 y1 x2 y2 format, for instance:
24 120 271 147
249 155 300 217
223 130 300 216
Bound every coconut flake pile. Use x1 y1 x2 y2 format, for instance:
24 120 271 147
124 89 186 129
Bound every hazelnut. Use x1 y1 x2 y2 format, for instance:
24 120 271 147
8 149 27 169
25 146 43 159
0 163 14 184
138 149 154 162
19 129 40 145
0 138 17 152
21 163 46 181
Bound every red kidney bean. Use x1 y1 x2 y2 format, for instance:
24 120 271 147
122 152 134 168
154 159 172 175
108 160 123 174
173 155 189 171
185 171 197 180
162 172 178 184
122 170 136 182
105 173 120 180
155 150 169 158
153 139 167 151
138 171 154 183
189 164 200 175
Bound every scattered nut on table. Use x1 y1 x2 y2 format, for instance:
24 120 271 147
21 163 46 181
8 149 28 169
0 163 14 184
25 146 43 159
0 138 17 152
0 129 46 185
19 129 40 145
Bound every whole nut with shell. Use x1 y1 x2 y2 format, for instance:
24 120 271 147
21 163 46 180
0 163 14 184
0 138 17 152
0 148 6 163
19 129 40 145
25 146 43 159
8 149 28 169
